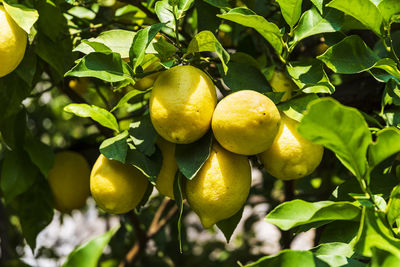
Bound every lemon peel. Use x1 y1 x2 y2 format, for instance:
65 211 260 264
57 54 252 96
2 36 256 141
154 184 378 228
155 137 178 199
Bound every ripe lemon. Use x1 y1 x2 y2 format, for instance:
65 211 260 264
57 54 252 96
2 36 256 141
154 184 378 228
150 65 217 144
269 71 297 102
186 143 251 228
259 114 324 180
69 77 89 95
212 90 281 155
0 6 27 77
47 151 90 213
90 154 149 214
133 72 161 91
155 137 178 199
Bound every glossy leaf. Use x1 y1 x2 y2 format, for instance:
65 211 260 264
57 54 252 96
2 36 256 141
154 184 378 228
277 94 319 122
310 242 354 257
245 250 327 267
310 0 324 13
111 88 149 112
129 114 158 156
24 137 55 177
378 0 400 23
368 128 400 168
155 0 175 28
100 131 129 163
276 0 303 28
64 104 120 132
298 98 371 178
126 147 162 183
217 206 244 243
370 247 400 267
265 199 361 231
177 0 195 19
3 1 39 33
203 0 231 8
387 185 400 227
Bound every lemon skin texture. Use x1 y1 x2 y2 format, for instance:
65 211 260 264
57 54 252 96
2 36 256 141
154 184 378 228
186 143 251 228
133 72 161 91
150 65 217 144
47 151 91 213
155 137 178 199
259 115 324 180
90 154 149 214
212 90 281 155
0 6 27 78
269 71 297 102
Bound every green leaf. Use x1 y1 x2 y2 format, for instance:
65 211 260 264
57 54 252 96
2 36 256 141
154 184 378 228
317 35 379 74
65 52 133 83
286 59 335 94
310 0 324 13
195 0 221 32
276 0 303 28
316 255 366 267
64 104 120 132
3 1 39 33
370 247 400 267
129 23 165 72
73 30 136 59
387 185 400 227
67 6 96 20
218 62 270 93
203 0 231 9
175 131 212 180
354 208 400 258
24 137 55 177
126 147 162 183
368 128 400 168
63 227 119 267
378 0 400 23
15 47 37 86
265 199 361 231
319 220 360 244
174 172 184 252
80 41 112 54
217 8 283 57
298 98 372 178
292 7 344 47
0 109 26 150
111 88 149 112
1 150 39 203
277 94 319 122
373 58 400 81
216 206 244 243
310 242 354 257
155 0 175 28
129 114 158 156
187 31 230 74
327 0 384 36
177 0 194 19
100 131 129 163
245 250 328 267
36 0 68 41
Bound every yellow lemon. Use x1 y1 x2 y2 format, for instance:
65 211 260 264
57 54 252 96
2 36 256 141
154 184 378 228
186 143 251 228
269 71 297 102
212 90 281 155
133 72 161 91
90 154 149 214
259 114 324 180
150 65 217 144
69 77 89 95
155 137 178 199
47 151 90 213
0 6 27 77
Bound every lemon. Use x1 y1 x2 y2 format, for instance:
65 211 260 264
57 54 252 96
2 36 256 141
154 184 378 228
134 72 161 91
269 71 297 102
259 114 324 180
0 6 27 78
69 77 89 95
186 143 251 228
150 65 217 144
90 154 149 214
47 151 90 213
212 90 281 155
155 137 178 199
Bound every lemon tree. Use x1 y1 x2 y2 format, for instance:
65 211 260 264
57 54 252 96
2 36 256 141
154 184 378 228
2 0 400 266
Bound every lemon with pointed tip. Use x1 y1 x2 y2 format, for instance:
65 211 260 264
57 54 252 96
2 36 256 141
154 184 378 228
212 90 281 155
269 71 297 102
259 114 324 180
47 151 90 213
90 154 149 214
186 143 251 228
150 65 217 144
155 137 178 199
0 5 27 77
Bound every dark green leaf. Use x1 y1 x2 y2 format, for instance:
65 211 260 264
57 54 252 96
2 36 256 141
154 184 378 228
387 185 400 227
195 0 221 32
216 206 244 243
15 47 37 86
100 131 129 163
277 94 319 122
129 114 158 156
36 0 68 41
24 137 55 177
368 128 400 168
173 172 185 252
203 0 231 8
276 0 303 28
175 131 212 180
0 109 26 150
3 1 38 33
126 147 162 184
319 220 360 244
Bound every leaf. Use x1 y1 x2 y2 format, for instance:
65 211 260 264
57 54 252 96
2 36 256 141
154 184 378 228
310 0 324 13
15 47 37 86
24 137 55 177
100 131 129 163
277 94 319 122
298 98 372 178
245 250 328 267
378 0 400 23
265 199 361 231
3 1 39 33
67 6 96 20
310 242 354 257
129 114 158 156
319 220 360 244
177 0 194 19
65 52 133 83
174 172 184 252
155 0 175 29
73 30 136 59
217 8 283 57
0 109 26 150
129 23 165 72
126 147 162 183
111 88 149 112
276 0 303 28
187 31 230 74
64 104 120 132
286 59 335 94
1 150 39 203
218 62 270 93
387 185 400 227
216 206 244 243
370 247 400 267
368 128 400 168
292 7 344 46
317 35 380 74
195 0 221 32
373 58 400 81
316 255 366 267
175 131 212 180
327 0 384 36
354 208 400 258
203 0 231 9
63 227 119 267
